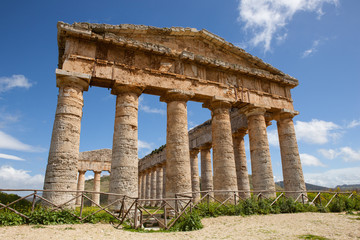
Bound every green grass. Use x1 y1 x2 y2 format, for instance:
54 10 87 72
298 234 330 240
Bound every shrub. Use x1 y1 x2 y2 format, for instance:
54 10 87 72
0 192 32 211
0 212 25 226
170 211 203 231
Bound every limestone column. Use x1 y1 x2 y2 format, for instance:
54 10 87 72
138 173 142 198
162 165 166 198
75 170 86 205
141 172 146 205
190 149 200 202
233 130 251 199
145 170 151 206
245 107 276 198
276 112 306 199
200 145 213 198
109 85 143 208
160 90 193 202
150 168 157 207
43 70 90 207
206 100 238 201
92 171 101 206
156 166 164 206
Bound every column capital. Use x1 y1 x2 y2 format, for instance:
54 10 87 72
93 170 102 174
242 106 267 117
190 149 200 157
233 128 247 138
160 89 194 103
56 69 91 91
273 109 299 121
202 96 232 111
199 143 212 150
111 84 144 96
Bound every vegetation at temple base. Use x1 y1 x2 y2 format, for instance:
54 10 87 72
1 191 360 231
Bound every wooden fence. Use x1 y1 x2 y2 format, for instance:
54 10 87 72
0 189 358 229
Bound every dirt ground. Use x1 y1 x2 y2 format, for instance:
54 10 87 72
0 212 359 240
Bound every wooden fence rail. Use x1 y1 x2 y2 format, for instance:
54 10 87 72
0 189 358 229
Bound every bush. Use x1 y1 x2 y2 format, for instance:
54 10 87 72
0 192 32 211
0 212 25 226
170 211 203 231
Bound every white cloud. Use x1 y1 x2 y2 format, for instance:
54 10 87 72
237 0 338 52
0 165 44 189
340 147 360 162
138 139 153 150
0 130 45 152
267 129 279 147
139 96 165 115
302 39 320 58
300 153 325 167
304 167 360 188
0 75 32 93
347 119 360 128
0 110 20 128
295 119 340 144
0 153 24 161
318 148 337 159
141 105 165 115
320 147 360 162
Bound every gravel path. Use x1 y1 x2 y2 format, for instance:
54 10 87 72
1 212 359 240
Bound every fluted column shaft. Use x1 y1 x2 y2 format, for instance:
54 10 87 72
141 173 146 205
75 171 86 205
145 171 151 206
190 150 200 202
150 168 157 206
43 72 90 207
161 90 193 201
246 108 276 198
162 165 166 198
92 171 101 206
209 101 238 201
233 131 251 199
109 86 142 207
276 113 306 199
200 146 213 197
156 166 164 206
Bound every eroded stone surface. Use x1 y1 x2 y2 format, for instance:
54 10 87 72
233 130 251 199
246 108 276 198
43 74 89 206
276 113 306 199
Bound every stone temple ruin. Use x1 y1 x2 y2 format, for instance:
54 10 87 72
43 22 306 206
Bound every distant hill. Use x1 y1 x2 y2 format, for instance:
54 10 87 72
335 184 360 191
85 175 110 192
276 181 329 191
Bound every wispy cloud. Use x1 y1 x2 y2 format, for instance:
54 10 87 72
267 129 279 147
237 0 338 52
302 39 320 58
304 167 360 188
319 147 360 162
0 165 44 189
139 96 165 115
0 75 32 93
295 119 340 144
138 139 153 150
347 119 360 129
0 153 24 161
300 153 326 167
0 130 45 152
0 110 20 128
141 105 166 115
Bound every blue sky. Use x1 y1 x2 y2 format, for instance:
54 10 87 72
0 0 359 190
